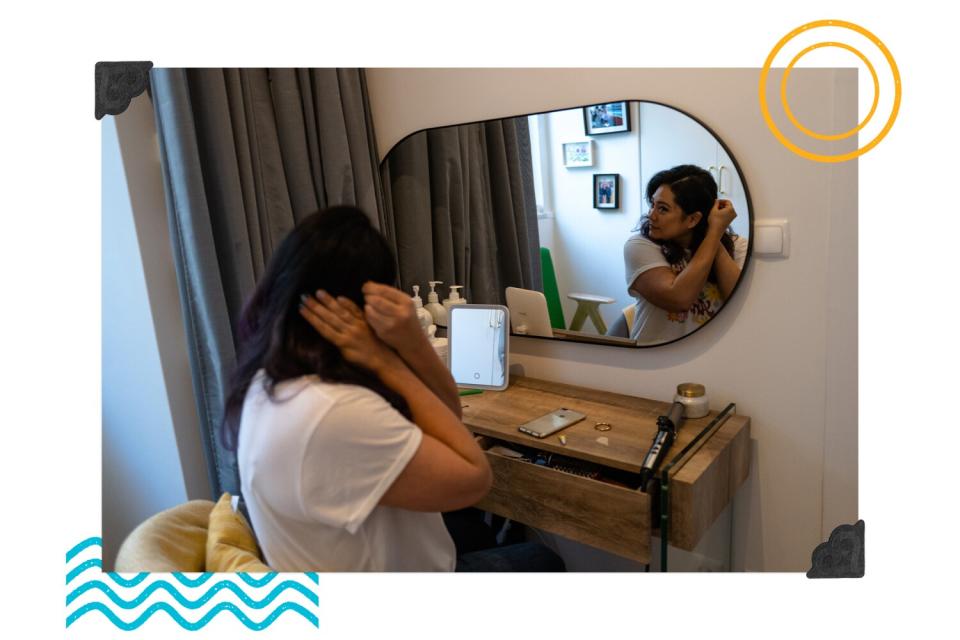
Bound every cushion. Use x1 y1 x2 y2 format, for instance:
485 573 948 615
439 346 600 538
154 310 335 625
206 493 272 572
114 500 215 572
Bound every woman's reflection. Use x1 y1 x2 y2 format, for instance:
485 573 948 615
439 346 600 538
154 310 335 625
623 165 748 344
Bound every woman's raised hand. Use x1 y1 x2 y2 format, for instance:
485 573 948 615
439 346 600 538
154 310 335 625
361 282 428 355
299 290 403 375
708 199 737 232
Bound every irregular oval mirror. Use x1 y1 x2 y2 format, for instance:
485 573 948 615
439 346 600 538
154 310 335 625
380 100 752 348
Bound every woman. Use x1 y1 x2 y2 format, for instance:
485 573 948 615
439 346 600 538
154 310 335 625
223 206 562 572
623 165 747 344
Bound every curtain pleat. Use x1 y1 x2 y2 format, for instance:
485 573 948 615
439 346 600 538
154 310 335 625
151 68 239 496
383 117 541 306
150 67 382 498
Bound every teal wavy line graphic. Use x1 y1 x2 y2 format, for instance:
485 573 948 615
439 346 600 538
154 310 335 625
170 572 214 587
66 537 319 630
170 572 279 588
236 572 280 588
66 537 102 563
66 601 319 630
67 562 160 587
68 566 283 588
104 572 150 588
67 578 318 609
67 559 102 584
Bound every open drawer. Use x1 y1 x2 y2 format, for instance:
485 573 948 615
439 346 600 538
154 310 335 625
462 376 751 560
474 437 652 563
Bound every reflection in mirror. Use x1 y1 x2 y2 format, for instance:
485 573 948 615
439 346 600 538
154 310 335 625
381 100 752 348
449 305 509 390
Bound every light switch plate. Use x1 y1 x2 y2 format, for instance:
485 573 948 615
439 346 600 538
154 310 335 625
753 219 790 257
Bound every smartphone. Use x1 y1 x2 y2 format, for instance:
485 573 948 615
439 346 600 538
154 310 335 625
518 408 587 438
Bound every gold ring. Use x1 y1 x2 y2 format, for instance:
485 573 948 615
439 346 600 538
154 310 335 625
594 422 612 432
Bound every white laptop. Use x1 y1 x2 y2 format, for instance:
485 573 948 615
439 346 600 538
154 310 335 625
504 287 554 338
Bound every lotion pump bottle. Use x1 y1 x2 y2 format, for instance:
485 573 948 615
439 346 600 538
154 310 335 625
443 285 467 318
424 281 447 327
411 285 435 335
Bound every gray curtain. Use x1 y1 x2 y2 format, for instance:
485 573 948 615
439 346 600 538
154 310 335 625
150 68 384 498
380 118 541 304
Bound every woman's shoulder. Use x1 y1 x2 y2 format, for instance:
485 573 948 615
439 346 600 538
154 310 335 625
625 232 657 247
248 371 383 413
624 233 667 265
301 380 413 436
294 376 387 407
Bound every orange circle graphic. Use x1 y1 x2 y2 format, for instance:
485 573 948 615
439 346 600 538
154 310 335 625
759 19 901 163
781 41 879 141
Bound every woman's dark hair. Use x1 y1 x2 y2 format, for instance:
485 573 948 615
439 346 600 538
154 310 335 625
634 164 736 282
221 205 407 451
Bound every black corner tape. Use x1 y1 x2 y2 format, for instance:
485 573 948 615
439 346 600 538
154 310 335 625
95 61 153 120
807 519 865 578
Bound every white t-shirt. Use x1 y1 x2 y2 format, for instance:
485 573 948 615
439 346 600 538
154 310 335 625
623 234 748 345
236 372 456 572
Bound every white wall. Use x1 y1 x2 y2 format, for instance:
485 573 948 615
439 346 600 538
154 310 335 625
541 104 641 330
102 109 187 569
102 94 208 569
367 68 858 571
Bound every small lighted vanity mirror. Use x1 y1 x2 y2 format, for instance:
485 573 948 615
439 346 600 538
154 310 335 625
448 305 510 391
381 100 752 348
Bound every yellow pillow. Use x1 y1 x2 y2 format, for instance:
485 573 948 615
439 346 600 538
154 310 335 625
115 500 214 572
206 493 272 572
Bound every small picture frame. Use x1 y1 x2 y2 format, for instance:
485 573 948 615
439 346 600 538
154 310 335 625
562 141 594 168
583 102 631 135
593 173 620 210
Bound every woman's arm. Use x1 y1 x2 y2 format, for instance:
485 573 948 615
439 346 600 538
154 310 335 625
390 339 463 418
374 363 492 511
630 226 725 312
713 241 742 300
629 200 738 313
299 292 491 512
361 282 462 419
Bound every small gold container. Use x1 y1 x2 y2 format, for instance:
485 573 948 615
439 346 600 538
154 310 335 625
674 383 710 418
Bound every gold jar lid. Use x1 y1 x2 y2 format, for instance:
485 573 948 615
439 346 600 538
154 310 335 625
677 383 706 398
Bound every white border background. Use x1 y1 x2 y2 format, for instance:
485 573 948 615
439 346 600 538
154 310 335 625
3 0 958 637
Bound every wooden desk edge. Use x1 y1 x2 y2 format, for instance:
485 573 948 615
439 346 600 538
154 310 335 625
669 415 751 550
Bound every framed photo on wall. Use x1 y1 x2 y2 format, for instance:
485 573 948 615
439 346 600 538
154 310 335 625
562 140 594 167
593 173 620 209
583 102 631 135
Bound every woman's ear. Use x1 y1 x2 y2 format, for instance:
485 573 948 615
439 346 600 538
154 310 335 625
686 211 703 229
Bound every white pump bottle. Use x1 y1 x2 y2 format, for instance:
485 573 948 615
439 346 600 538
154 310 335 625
442 285 467 318
424 281 448 327
411 285 436 337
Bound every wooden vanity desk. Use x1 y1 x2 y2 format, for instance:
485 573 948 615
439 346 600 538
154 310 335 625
461 376 751 566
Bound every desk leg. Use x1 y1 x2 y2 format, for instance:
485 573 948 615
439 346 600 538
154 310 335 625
660 474 669 572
